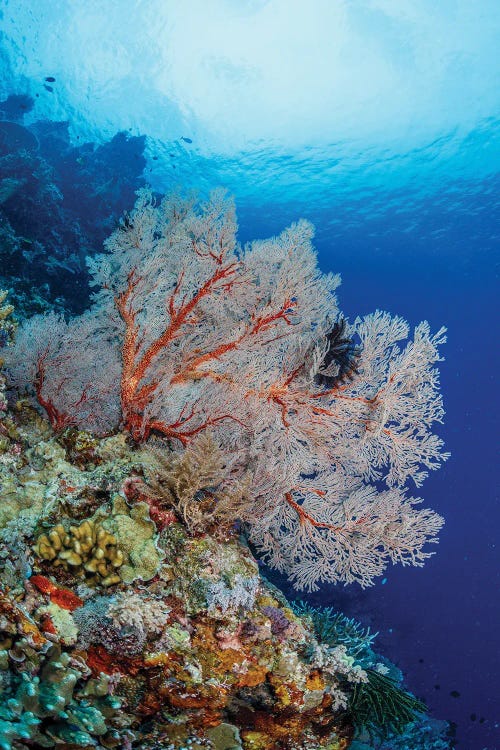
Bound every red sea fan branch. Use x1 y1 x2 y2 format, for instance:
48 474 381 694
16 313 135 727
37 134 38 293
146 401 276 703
116 261 242 440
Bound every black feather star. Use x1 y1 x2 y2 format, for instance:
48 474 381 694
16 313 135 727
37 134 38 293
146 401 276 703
315 318 360 388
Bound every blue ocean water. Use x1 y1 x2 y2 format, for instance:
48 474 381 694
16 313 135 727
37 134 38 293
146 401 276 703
0 1 498 748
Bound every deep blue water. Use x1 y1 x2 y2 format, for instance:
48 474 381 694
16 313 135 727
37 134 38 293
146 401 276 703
251 180 499 749
1 2 499 748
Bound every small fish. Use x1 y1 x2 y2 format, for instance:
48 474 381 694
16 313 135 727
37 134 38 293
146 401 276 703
43 84 53 93
434 684 440 690
419 658 424 663
152 155 158 160
44 76 56 82
181 136 193 143
450 690 461 698
470 713 477 721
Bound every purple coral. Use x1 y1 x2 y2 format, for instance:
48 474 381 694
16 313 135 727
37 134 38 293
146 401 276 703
261 605 291 636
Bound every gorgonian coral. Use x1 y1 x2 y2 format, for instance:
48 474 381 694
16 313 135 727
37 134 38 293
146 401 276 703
6 189 448 590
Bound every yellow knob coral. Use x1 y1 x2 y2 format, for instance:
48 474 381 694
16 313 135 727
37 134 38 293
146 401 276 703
33 516 125 587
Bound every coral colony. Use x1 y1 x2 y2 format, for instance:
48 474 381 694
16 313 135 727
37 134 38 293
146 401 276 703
0 191 450 749
0 94 146 319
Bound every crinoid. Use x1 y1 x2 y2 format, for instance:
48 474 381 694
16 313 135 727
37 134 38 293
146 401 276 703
315 317 360 387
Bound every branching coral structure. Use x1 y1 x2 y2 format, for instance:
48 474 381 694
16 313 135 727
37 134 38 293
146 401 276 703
6 189 449 590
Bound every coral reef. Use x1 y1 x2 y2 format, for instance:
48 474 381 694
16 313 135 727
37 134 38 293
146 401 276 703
0 405 357 748
0 289 17 450
0 93 146 318
0 188 451 747
6 189 448 592
0 395 451 748
0 598 127 749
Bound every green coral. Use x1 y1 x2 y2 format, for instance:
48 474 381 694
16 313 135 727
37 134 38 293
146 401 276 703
100 494 162 582
349 668 427 741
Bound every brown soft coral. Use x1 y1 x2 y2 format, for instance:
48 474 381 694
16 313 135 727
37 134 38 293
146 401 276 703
139 432 252 534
